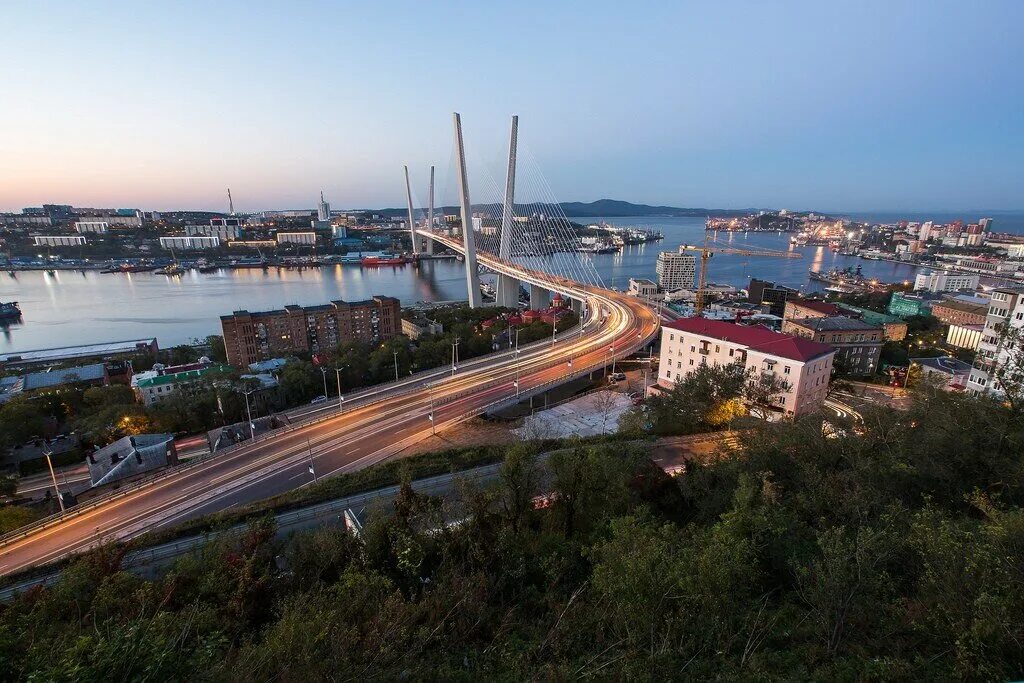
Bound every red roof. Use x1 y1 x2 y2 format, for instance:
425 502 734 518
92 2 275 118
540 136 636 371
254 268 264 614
788 298 840 316
664 318 834 363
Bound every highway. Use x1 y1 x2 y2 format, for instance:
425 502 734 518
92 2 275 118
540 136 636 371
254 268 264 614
0 236 660 578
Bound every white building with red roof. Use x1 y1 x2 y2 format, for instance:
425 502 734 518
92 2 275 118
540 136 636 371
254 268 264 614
658 318 836 417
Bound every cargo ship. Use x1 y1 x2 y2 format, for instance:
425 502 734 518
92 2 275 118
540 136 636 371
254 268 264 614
0 301 22 319
361 253 411 266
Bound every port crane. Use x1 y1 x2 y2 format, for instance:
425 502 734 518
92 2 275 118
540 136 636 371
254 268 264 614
679 233 802 317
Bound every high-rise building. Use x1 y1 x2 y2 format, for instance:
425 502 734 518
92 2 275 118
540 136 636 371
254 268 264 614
655 251 697 291
967 286 1024 397
979 217 994 233
220 297 402 367
919 221 934 241
317 191 331 222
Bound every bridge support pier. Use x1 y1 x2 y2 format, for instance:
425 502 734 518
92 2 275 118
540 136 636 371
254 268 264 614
570 298 583 316
496 275 520 308
404 165 419 256
423 165 435 255
530 284 549 310
453 112 482 308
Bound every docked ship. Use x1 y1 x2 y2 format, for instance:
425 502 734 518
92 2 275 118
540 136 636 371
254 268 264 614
808 265 884 292
0 301 22 319
154 262 184 276
361 253 411 266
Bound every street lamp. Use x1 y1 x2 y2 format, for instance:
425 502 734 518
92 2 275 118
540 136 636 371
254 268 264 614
241 387 257 440
319 366 329 401
393 349 400 382
42 441 64 514
334 365 347 412
451 338 460 376
427 382 437 435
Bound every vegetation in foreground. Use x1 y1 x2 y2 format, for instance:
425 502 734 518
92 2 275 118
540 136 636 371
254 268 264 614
1 384 1022 680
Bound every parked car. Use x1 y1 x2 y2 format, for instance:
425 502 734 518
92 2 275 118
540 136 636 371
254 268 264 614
310 395 328 404
609 372 626 382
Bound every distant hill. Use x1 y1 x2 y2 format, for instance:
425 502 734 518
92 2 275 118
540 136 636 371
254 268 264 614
557 199 754 218
369 199 755 219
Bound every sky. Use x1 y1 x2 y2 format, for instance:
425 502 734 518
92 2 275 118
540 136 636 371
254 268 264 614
2 1 1022 213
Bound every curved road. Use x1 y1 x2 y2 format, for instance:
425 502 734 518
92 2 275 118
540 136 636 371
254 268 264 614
0 237 660 577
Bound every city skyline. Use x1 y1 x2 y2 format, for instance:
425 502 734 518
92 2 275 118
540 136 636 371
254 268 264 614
3 1 1023 212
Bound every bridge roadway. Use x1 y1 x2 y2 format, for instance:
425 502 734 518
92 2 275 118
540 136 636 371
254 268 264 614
0 237 660 577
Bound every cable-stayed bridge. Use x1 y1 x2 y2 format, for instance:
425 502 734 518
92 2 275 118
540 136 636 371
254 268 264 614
0 114 661 581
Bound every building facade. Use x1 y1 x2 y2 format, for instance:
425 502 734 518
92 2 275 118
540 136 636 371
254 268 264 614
914 271 980 293
658 318 835 417
888 292 934 318
221 296 402 367
748 278 798 317
33 235 86 247
159 236 220 250
783 298 841 321
276 232 317 245
967 286 1024 397
782 316 883 375
185 222 243 241
930 299 989 327
655 251 697 291
74 221 109 234
627 278 661 300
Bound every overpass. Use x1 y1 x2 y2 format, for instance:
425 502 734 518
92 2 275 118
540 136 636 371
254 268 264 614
0 114 660 578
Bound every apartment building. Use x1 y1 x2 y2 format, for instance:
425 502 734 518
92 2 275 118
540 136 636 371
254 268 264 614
967 286 1024 397
783 297 841 321
655 251 696 291
33 235 86 247
782 316 883 375
914 271 980 293
221 296 402 367
658 318 835 417
930 299 988 326
748 278 798 317
159 236 220 250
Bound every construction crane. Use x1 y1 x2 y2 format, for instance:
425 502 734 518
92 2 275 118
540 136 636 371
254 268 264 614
679 232 802 317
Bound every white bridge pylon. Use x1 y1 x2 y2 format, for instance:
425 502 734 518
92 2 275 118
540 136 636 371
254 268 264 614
414 112 596 313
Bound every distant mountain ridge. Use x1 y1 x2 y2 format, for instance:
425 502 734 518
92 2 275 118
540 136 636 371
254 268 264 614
371 199 755 219
556 199 754 218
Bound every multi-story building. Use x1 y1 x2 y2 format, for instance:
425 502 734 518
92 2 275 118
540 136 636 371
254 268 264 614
185 219 243 241
627 278 661 301
159 236 220 250
946 323 983 351
914 271 980 293
221 296 402 367
967 286 1024 397
655 251 696 291
930 299 989 327
658 318 835 417
74 221 109 234
79 214 142 227
782 316 883 375
888 292 934 318
748 278 798 317
837 304 908 341
783 297 841 321
33 235 86 247
135 364 231 406
276 231 317 245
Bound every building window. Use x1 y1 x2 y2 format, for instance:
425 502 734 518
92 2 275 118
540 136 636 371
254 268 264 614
784 366 790 375
689 359 694 366
666 370 672 378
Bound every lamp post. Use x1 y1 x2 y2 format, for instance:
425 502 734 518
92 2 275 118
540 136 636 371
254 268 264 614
393 350 400 382
335 365 346 412
43 442 64 514
241 387 256 440
427 383 437 435
551 316 558 347
306 438 318 484
451 338 460 376
319 366 328 401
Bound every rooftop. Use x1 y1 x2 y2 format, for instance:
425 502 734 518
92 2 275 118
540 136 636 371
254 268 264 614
932 299 988 314
665 318 834 362
0 338 157 365
222 297 399 320
22 363 106 391
136 364 230 388
788 297 841 316
912 356 973 376
786 316 883 332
